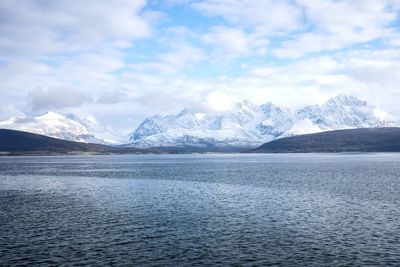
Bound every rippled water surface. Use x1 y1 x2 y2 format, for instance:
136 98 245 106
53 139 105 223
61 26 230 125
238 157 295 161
1 154 400 266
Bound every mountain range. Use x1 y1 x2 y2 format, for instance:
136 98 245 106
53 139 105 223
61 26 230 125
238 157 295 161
0 94 396 148
127 94 395 148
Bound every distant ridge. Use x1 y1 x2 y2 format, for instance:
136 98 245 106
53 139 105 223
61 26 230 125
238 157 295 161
0 129 159 156
250 128 400 153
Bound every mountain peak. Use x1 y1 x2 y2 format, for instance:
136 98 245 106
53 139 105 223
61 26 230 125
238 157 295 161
177 108 191 117
325 94 366 107
0 111 120 144
236 99 258 111
260 102 280 113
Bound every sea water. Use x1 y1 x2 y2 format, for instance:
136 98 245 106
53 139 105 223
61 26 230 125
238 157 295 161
1 154 399 266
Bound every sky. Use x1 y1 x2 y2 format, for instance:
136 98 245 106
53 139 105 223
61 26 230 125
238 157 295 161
1 0 400 133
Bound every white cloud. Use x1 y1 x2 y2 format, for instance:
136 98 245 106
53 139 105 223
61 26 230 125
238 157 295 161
202 26 268 57
298 0 396 34
125 41 206 79
0 0 152 96
0 104 24 120
274 0 399 57
0 0 153 129
0 0 151 59
0 0 400 133
192 0 303 34
159 42 207 69
203 27 248 54
206 91 235 111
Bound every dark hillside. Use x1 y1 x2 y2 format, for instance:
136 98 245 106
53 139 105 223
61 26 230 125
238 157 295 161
0 129 158 155
250 128 400 153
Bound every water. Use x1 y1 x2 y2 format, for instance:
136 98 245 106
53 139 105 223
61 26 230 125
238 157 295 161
1 154 400 266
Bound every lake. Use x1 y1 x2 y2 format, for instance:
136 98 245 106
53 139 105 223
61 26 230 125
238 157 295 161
1 154 400 266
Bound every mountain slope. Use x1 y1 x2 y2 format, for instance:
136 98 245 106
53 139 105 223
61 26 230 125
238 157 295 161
250 128 400 153
0 112 120 144
63 113 122 144
127 95 395 148
0 129 157 155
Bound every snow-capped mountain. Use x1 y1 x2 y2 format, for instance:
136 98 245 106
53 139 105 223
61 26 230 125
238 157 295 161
128 94 396 148
63 113 122 144
0 111 120 144
281 94 393 137
297 95 388 127
127 100 296 147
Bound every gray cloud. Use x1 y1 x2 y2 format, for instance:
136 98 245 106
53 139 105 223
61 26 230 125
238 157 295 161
28 87 92 111
96 90 130 104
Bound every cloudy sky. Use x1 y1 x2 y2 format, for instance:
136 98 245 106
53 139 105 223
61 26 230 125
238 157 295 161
1 0 400 133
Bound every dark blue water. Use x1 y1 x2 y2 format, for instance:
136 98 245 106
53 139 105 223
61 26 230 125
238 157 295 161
1 154 400 266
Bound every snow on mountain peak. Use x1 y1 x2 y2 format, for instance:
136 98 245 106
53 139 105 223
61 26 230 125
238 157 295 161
237 99 258 111
177 108 190 117
128 94 396 148
0 111 121 144
325 94 367 107
195 113 206 120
